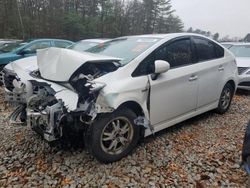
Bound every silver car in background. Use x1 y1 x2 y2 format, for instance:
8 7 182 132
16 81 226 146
229 43 250 90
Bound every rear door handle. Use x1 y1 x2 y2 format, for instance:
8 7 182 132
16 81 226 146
218 65 224 71
189 75 198 81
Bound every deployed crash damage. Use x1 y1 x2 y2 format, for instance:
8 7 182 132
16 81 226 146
8 48 151 146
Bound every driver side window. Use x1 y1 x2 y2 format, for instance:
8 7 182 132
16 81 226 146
25 41 51 53
132 38 193 77
156 39 193 68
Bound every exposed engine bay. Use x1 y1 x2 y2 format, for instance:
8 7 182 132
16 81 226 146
26 62 118 142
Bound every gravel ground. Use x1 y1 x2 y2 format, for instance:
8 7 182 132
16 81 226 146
0 87 250 188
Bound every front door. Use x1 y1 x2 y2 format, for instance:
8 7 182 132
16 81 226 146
148 38 198 125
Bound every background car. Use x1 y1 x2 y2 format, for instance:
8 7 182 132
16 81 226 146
0 39 22 48
228 43 250 90
0 39 74 71
10 33 238 163
67 39 109 52
0 41 26 54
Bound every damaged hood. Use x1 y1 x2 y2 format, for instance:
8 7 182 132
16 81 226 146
37 47 121 82
11 62 79 111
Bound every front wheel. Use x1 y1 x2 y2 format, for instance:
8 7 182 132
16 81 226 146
86 107 140 163
216 83 234 114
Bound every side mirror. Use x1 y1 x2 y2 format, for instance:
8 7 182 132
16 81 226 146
151 60 170 80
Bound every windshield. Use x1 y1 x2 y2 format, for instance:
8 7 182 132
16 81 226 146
0 42 25 53
229 45 250 57
68 41 99 52
86 37 160 65
221 44 233 49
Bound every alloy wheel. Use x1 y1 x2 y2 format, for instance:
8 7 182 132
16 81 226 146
220 87 231 109
100 117 134 155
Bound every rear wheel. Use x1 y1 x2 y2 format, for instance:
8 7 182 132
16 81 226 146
216 83 234 114
86 107 140 163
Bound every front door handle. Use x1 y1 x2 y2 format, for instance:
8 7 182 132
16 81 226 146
218 65 224 71
189 75 198 81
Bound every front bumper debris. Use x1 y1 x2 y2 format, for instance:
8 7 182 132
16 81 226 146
27 102 63 142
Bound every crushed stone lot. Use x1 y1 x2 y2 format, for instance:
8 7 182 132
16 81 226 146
0 87 249 188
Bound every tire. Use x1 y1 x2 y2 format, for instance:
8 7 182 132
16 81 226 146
215 83 234 114
86 107 140 163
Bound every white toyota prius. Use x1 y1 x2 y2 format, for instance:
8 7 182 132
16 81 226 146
2 33 238 163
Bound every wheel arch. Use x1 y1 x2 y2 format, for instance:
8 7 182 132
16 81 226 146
117 101 145 117
226 79 236 92
117 101 147 139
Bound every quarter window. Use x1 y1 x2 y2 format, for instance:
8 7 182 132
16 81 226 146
214 43 224 58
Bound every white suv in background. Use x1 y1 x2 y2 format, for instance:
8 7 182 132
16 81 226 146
10 33 238 163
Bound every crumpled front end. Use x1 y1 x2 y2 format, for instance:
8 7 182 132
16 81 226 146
25 78 105 142
10 47 150 142
27 101 64 142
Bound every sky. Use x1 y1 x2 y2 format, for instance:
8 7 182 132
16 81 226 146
171 0 250 38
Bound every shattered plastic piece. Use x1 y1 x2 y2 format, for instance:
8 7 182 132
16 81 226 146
134 116 154 134
8 105 26 125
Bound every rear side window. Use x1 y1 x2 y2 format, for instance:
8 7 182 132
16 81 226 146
193 38 216 61
54 41 71 48
25 41 51 52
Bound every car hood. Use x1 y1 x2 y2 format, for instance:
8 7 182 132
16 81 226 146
37 47 121 82
236 57 250 68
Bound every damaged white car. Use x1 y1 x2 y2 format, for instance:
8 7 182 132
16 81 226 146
7 34 238 163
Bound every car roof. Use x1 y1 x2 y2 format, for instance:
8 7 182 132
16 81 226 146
29 38 73 42
11 39 73 52
79 39 110 43
229 43 250 46
116 33 215 40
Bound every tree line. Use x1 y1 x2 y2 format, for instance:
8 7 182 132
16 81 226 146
0 0 184 41
187 27 220 41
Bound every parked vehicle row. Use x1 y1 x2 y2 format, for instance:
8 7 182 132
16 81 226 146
0 33 239 163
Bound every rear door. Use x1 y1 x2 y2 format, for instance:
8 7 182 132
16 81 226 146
192 37 225 108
